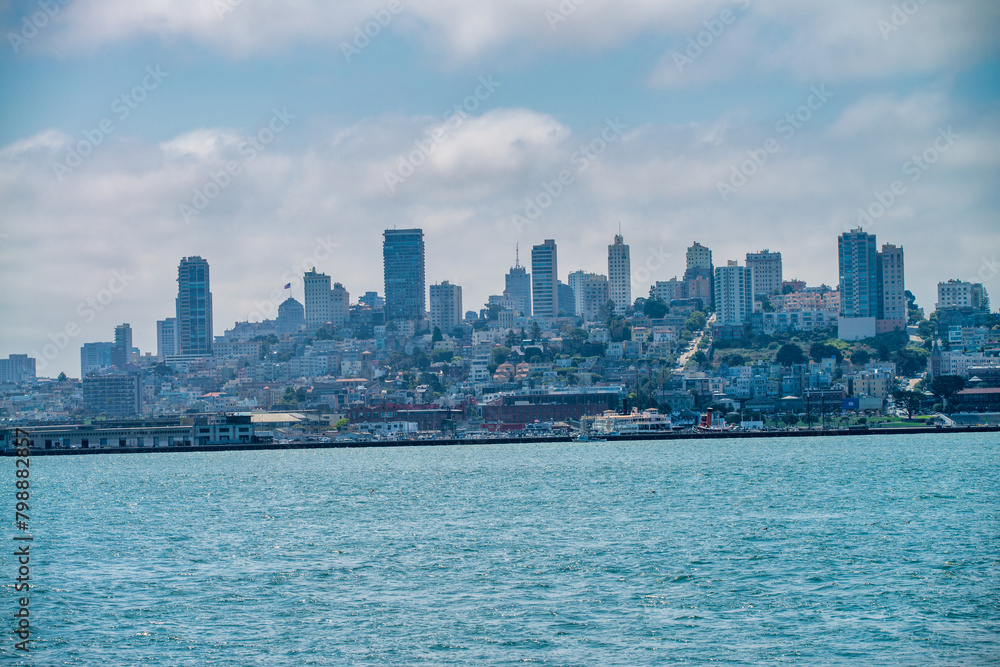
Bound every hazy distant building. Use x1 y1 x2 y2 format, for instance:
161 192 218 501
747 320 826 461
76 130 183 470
557 281 575 317
745 249 782 298
877 243 906 333
83 373 142 417
505 246 531 317
0 354 35 384
715 260 754 327
81 342 116 377
937 279 990 312
569 271 610 322
156 318 179 357
303 268 332 330
684 242 714 310
276 297 305 335
176 256 213 356
531 239 558 318
653 278 684 305
112 323 133 368
331 282 350 327
608 234 631 315
384 228 426 321
429 281 463 333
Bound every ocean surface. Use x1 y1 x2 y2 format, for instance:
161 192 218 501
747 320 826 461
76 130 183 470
3 433 998 665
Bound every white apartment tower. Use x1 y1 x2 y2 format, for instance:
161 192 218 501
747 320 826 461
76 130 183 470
745 249 782 298
714 260 754 326
608 233 631 315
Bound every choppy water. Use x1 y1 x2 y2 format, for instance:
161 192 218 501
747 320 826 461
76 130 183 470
2 434 998 665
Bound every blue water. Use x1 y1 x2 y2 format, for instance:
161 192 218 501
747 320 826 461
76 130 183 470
3 434 998 665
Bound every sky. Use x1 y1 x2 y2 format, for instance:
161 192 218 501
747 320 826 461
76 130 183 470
1 0 999 378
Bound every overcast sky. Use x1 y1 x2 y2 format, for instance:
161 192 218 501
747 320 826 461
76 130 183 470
2 0 998 378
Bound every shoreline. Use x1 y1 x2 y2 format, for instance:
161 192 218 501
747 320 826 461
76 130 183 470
4 424 998 456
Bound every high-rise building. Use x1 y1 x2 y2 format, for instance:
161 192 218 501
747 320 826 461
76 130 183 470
877 243 905 332
557 281 575 317
156 318 179 357
331 282 350 327
838 228 905 340
569 271 610 322
505 245 531 317
0 354 36 383
684 242 714 310
112 323 133 368
531 239 558 318
653 278 684 305
176 256 213 356
745 249 782 298
714 260 754 326
838 229 878 319
303 268 332 330
937 279 990 312
429 281 463 333
81 342 116 377
384 228 426 321
608 234 631 315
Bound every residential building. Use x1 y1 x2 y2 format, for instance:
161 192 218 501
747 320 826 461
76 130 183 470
557 281 575 317
531 239 558 318
608 233 631 315
714 260 754 326
331 282 350 327
937 279 990 312
876 243 906 334
745 249 782 298
156 318 179 357
113 322 133 368
653 278 684 305
837 229 905 340
303 268 332 330
429 281 463 333
383 228 426 321
83 373 143 417
176 256 213 355
0 354 35 383
683 242 713 310
81 342 116 377
569 271 610 322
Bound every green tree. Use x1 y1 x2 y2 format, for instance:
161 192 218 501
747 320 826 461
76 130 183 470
643 295 668 319
491 346 510 365
685 311 707 332
851 349 871 366
905 289 924 324
57 371 68 381
775 343 807 366
929 375 966 412
431 326 443 343
891 389 923 419
782 412 800 427
809 341 842 363
335 418 349 430
529 320 542 342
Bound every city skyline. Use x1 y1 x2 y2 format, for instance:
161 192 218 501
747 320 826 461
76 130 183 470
1 1 998 377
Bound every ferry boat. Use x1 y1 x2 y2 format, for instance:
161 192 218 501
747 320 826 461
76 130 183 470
591 408 672 435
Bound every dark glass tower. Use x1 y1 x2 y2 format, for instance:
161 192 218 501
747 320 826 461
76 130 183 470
383 229 425 321
176 256 213 355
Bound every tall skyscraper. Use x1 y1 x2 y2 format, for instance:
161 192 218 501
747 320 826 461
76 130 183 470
429 281 463 333
745 249 782 298
838 229 878 319
569 270 610 322
383 228 426 321
714 260 754 326
877 243 905 331
176 256 213 356
838 228 905 339
531 239 558 318
505 245 531 317
608 233 631 315
557 281 575 317
331 282 350 327
303 268 332 330
112 323 133 368
156 318 179 357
